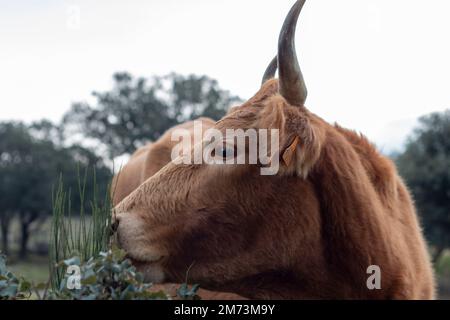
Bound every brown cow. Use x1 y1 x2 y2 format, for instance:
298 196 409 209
113 0 435 299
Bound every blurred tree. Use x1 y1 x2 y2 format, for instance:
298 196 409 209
62 72 241 158
29 119 64 145
0 122 32 256
396 110 450 263
0 122 111 259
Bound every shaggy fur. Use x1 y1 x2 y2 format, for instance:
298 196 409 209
113 80 435 299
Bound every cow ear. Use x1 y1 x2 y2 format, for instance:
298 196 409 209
257 96 323 177
278 118 323 178
282 136 300 167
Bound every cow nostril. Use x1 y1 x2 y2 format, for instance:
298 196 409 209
111 217 120 234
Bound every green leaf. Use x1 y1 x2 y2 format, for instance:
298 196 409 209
0 283 18 298
63 256 81 266
19 280 32 292
81 275 97 286
111 246 127 261
176 283 200 300
0 255 7 274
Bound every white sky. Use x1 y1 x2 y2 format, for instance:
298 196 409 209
1 0 449 153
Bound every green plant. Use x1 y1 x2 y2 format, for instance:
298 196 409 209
45 167 200 300
1 248 202 300
48 247 167 300
0 254 32 300
176 263 200 300
49 168 113 290
176 283 200 300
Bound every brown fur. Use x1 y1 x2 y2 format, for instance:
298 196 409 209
113 80 435 299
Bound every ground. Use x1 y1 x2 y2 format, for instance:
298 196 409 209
8 254 49 285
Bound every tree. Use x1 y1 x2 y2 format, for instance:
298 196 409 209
0 122 33 255
62 72 241 158
396 110 450 263
0 121 111 258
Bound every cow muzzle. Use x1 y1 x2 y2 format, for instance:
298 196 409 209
111 210 167 283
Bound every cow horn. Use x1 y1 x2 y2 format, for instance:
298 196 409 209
278 0 307 107
261 56 278 85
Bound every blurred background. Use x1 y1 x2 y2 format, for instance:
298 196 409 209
0 0 449 298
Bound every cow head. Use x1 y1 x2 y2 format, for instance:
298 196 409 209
114 0 325 289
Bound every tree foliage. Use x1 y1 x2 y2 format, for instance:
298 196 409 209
396 110 450 261
62 72 241 158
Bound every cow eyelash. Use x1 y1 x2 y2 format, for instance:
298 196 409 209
212 143 236 159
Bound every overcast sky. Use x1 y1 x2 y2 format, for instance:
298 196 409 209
1 0 449 153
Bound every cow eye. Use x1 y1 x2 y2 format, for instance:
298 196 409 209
214 143 236 159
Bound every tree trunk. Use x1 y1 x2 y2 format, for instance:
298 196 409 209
0 221 9 255
19 211 42 259
432 246 445 264
19 221 30 259
0 213 12 256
